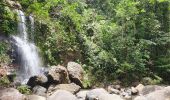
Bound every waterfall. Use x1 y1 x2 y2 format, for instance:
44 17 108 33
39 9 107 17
12 10 42 82
29 14 34 41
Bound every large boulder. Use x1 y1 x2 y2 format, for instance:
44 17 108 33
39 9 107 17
48 65 70 84
27 74 48 88
98 93 123 100
86 88 108 100
76 90 89 100
0 88 26 100
134 86 170 100
33 85 47 97
26 95 46 100
67 62 84 87
47 90 77 100
138 85 165 95
48 83 80 95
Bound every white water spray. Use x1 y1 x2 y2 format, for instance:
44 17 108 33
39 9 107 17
12 10 42 82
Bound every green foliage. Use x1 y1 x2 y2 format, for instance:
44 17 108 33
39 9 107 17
0 1 17 36
17 85 32 95
17 0 170 85
0 76 10 86
0 42 11 65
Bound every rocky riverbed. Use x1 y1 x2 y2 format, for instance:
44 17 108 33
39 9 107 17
0 61 170 100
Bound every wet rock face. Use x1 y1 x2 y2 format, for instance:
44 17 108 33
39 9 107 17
27 74 48 88
67 62 84 87
0 88 26 100
47 65 70 84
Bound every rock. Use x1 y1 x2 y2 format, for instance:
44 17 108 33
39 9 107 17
135 84 144 93
114 85 121 90
134 96 147 100
26 95 46 100
124 95 132 100
67 62 84 87
108 85 120 94
48 83 80 95
27 74 48 88
86 88 108 100
48 65 70 84
98 93 123 100
76 90 89 100
0 68 7 77
135 86 170 100
0 88 26 100
33 85 47 97
131 87 138 95
5 0 22 9
47 90 77 100
139 85 165 95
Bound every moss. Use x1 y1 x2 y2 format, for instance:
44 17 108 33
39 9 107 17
17 85 32 95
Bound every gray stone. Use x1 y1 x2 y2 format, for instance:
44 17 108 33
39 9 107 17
48 83 80 95
76 90 89 100
26 95 46 100
98 93 123 100
108 85 120 94
86 88 108 100
131 87 138 95
134 86 170 100
48 65 70 84
33 85 47 97
0 88 26 100
67 62 84 87
139 85 165 95
47 90 77 100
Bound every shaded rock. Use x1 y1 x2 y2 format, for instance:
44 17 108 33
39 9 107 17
26 95 46 100
0 88 26 100
33 85 47 97
48 83 80 95
98 93 123 100
139 85 165 95
131 87 138 95
47 90 77 100
48 65 70 84
27 74 48 88
67 62 84 87
76 90 89 100
86 88 108 100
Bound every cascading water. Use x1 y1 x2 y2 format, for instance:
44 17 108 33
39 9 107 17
12 10 42 82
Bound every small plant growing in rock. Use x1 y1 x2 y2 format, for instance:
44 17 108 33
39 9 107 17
0 75 10 87
17 85 32 95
